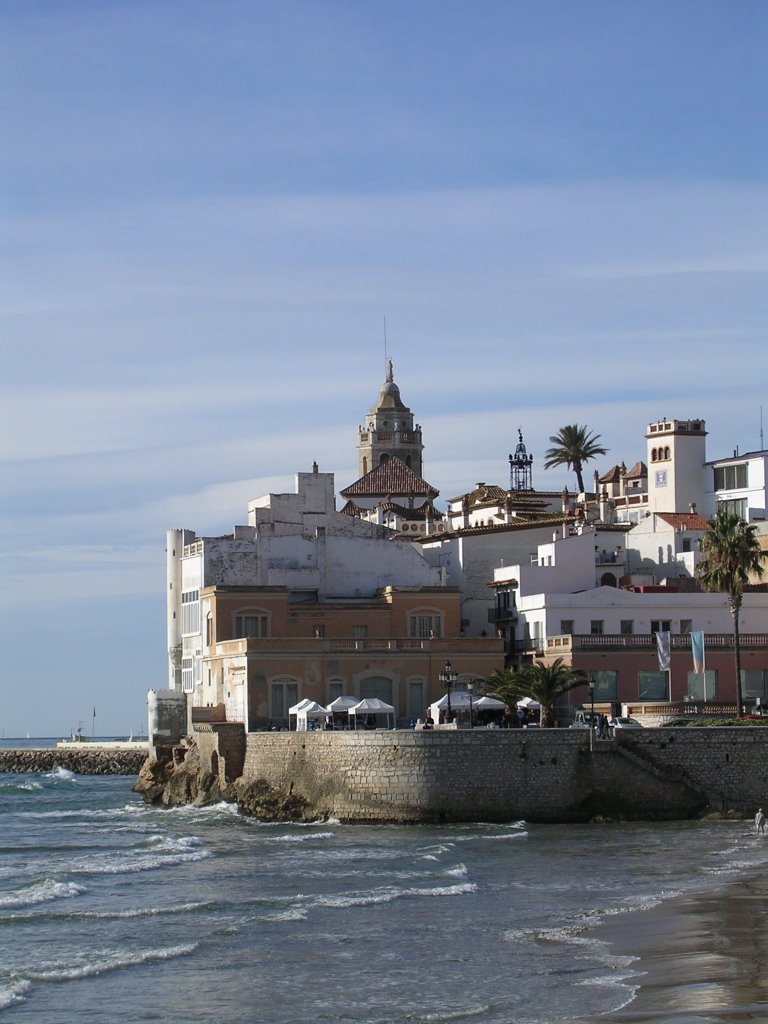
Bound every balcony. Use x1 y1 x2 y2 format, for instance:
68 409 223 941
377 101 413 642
488 605 518 624
544 633 768 655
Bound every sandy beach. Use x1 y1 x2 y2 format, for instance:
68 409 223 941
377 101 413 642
578 874 768 1023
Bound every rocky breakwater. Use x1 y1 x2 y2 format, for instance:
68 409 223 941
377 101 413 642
0 747 147 775
132 744 319 821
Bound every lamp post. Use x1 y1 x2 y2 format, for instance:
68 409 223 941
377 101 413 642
467 679 474 729
439 660 458 723
588 676 595 753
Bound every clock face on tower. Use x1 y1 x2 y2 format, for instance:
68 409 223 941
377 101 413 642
655 470 667 487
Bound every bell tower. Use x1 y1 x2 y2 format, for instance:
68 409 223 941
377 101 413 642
357 361 424 478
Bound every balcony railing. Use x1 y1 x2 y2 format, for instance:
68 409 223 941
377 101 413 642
545 633 768 654
489 606 518 624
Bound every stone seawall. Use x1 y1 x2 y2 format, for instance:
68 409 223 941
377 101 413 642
0 748 147 775
235 729 716 823
135 728 768 823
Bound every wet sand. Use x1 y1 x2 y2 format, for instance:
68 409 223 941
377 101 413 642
583 876 768 1022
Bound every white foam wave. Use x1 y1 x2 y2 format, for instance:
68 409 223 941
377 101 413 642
0 780 43 793
480 831 528 840
25 942 198 982
260 831 335 843
0 979 30 1010
306 881 476 909
44 767 78 781
0 880 84 909
414 1004 491 1022
78 901 211 920
70 847 212 875
444 864 468 878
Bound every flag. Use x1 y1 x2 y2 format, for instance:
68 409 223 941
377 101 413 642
691 631 705 674
656 631 671 672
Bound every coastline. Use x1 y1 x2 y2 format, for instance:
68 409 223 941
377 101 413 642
580 868 768 1022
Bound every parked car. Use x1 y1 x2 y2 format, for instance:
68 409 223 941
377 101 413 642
610 716 642 730
569 710 600 729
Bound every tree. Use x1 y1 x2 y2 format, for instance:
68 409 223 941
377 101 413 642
486 659 588 727
543 424 608 494
697 511 765 715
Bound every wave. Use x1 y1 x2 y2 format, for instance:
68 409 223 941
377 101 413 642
24 942 198 982
258 831 335 843
411 1004 492 1022
0 780 43 794
0 979 31 1011
304 881 477 909
69 846 212 876
43 767 78 781
0 879 84 910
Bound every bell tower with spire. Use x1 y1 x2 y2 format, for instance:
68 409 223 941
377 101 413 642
357 360 424 477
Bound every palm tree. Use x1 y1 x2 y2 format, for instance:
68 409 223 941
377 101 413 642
697 511 765 715
487 659 588 727
544 424 608 494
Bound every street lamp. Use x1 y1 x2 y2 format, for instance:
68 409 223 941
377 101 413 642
588 676 596 753
439 660 458 723
467 679 474 729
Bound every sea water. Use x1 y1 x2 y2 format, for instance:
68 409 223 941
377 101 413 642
2 760 768 1023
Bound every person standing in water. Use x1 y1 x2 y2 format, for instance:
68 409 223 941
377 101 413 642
755 808 765 835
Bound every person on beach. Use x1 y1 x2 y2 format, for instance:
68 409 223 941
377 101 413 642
755 808 765 834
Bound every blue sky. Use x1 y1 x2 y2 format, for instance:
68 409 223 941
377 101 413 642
1 1 766 736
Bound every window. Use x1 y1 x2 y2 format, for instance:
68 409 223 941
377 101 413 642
742 670 766 701
620 620 634 635
235 614 268 638
409 613 442 639
328 681 344 702
353 625 368 639
651 620 671 634
718 497 748 520
271 679 299 720
714 464 748 490
590 620 604 635
560 620 574 635
181 657 194 693
592 671 618 701
688 671 717 701
206 615 214 646
680 619 693 634
181 590 200 635
312 625 325 639
639 671 667 700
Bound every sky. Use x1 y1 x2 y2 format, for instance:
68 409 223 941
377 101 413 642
1 1 766 737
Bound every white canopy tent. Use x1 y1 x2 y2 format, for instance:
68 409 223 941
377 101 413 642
427 691 474 723
516 697 542 710
289 699 329 731
348 697 395 730
474 696 507 710
326 695 359 729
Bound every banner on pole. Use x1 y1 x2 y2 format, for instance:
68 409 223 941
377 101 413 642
656 631 671 672
691 631 706 674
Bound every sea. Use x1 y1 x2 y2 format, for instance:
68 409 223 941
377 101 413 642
2 738 768 1024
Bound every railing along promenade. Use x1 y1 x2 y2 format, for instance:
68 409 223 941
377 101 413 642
543 633 768 654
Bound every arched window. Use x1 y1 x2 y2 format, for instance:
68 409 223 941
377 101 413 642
408 608 444 639
234 609 270 639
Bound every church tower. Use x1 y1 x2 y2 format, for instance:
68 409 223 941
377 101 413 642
357 360 424 478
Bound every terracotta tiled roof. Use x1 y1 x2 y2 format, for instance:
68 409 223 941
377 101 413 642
599 464 624 484
655 512 711 531
340 457 439 499
624 461 647 479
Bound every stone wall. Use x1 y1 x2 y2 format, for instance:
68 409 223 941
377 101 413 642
232 729 728 823
0 748 147 775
